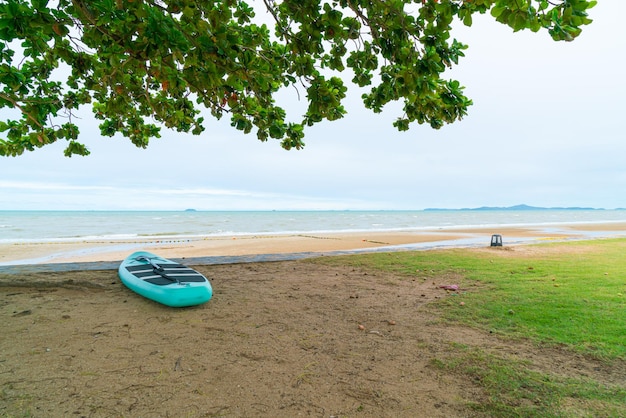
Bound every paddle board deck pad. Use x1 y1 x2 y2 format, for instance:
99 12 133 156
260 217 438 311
119 251 212 307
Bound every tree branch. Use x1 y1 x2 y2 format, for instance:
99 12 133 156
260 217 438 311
0 93 46 129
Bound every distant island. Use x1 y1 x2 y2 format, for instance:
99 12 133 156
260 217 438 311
424 204 603 211
184 208 197 212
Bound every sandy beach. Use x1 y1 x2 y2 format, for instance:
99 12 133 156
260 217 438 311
3 222 626 267
2 222 626 417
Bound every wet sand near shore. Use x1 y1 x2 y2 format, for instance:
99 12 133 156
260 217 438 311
2 222 626 267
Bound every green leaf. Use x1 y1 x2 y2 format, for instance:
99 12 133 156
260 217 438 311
0 0 597 157
463 12 473 27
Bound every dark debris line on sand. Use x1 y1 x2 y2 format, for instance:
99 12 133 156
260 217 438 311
0 252 361 275
0 253 318 275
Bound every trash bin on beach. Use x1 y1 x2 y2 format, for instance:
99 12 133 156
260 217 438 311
490 234 503 247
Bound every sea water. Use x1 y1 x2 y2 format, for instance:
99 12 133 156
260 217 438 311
1 209 625 244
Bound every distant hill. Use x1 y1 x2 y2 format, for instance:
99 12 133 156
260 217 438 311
424 204 603 211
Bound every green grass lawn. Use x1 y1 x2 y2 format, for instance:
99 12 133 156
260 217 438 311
314 238 626 417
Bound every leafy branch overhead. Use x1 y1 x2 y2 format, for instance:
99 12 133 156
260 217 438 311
0 0 596 156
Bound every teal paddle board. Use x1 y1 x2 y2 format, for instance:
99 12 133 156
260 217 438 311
118 251 212 307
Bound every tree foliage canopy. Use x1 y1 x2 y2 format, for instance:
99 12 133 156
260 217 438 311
0 0 596 156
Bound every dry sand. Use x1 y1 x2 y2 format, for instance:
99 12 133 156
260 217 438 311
1 223 626 417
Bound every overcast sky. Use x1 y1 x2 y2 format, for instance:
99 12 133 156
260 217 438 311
1 2 625 211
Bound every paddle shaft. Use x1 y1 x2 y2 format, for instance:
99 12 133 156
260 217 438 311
135 256 182 285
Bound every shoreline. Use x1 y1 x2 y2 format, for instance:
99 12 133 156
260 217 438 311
2 222 626 268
